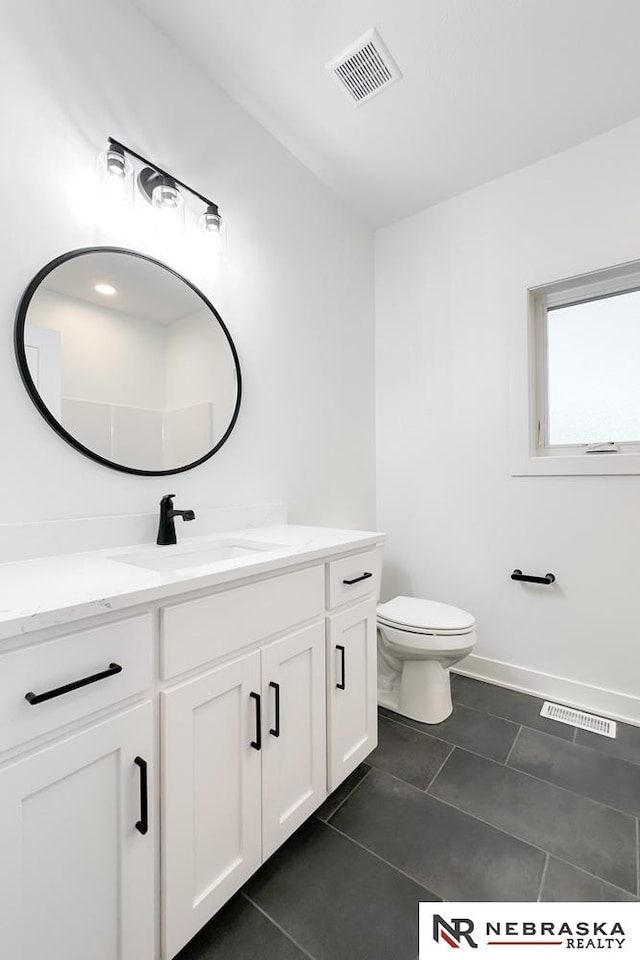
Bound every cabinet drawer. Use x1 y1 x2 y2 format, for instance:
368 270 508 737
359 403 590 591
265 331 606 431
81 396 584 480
160 565 325 679
328 547 382 610
0 614 152 754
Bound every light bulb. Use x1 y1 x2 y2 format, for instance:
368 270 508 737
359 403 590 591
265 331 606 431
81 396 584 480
199 204 227 259
105 148 131 179
200 203 221 233
95 283 116 296
151 178 183 210
97 143 133 204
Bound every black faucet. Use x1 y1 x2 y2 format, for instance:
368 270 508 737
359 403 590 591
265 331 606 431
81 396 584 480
157 494 196 545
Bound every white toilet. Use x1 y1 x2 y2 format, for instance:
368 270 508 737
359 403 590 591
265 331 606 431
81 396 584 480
377 596 476 724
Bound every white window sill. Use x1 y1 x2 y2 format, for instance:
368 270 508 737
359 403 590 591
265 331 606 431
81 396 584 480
512 453 640 476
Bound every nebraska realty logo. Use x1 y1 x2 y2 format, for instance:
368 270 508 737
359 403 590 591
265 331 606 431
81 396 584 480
420 904 639 957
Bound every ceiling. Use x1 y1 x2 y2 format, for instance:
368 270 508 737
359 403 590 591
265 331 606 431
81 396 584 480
44 251 202 323
133 0 640 227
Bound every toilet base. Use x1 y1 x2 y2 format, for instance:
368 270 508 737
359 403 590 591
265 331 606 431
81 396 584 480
398 659 453 724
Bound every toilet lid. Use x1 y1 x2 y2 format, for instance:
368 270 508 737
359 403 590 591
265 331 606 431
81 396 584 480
377 596 475 634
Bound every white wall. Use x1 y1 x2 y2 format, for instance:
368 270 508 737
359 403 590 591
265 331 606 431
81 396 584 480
0 0 375 528
376 117 640 721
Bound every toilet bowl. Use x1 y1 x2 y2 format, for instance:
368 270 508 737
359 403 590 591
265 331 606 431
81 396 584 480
377 596 476 724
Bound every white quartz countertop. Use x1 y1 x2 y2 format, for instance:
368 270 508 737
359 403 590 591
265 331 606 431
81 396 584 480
0 524 384 641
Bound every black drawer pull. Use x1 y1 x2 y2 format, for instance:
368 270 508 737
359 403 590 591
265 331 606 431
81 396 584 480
336 645 346 690
134 756 148 835
250 691 262 750
511 569 555 585
342 571 373 586
25 662 123 705
269 681 280 737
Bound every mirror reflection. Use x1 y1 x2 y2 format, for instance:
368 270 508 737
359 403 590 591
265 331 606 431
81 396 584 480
17 249 241 474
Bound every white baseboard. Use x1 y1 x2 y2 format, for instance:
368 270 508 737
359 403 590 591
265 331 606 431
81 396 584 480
453 654 640 728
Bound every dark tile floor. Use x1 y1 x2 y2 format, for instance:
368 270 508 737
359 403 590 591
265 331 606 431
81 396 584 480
176 675 640 960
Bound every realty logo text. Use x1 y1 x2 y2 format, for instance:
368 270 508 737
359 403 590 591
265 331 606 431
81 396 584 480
433 914 626 950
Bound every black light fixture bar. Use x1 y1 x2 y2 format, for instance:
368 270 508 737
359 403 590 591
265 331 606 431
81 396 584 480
108 137 217 210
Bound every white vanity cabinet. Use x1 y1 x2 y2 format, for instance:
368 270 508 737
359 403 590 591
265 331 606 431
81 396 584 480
326 547 381 791
161 618 327 958
0 528 383 960
0 700 154 960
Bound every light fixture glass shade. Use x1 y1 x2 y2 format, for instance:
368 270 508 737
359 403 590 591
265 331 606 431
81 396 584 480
199 204 227 259
150 177 185 231
97 145 133 204
151 179 182 210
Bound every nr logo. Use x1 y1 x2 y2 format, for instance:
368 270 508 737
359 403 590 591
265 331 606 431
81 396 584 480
433 915 478 948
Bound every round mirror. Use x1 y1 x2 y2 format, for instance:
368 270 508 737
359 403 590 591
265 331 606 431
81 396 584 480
15 247 241 475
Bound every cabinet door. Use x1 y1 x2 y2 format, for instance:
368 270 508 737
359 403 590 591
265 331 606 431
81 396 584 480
327 599 378 791
0 701 154 960
161 651 262 959
261 621 326 859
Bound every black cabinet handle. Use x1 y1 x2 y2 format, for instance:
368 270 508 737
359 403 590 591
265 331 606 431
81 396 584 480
342 572 373 586
336 645 346 690
25 662 123 705
511 569 555 585
269 681 280 737
134 757 148 835
250 691 262 750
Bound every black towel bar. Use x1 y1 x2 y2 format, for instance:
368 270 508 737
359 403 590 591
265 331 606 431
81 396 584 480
511 569 555 585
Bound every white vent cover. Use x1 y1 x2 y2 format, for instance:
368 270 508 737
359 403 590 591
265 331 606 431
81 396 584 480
326 28 402 105
540 701 616 738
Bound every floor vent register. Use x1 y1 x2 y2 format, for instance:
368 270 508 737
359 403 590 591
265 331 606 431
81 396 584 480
540 701 617 738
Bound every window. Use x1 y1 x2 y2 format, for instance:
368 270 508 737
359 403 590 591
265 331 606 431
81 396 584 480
531 261 640 465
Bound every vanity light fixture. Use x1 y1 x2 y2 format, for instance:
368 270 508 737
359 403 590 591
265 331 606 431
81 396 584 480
98 137 225 255
94 283 117 296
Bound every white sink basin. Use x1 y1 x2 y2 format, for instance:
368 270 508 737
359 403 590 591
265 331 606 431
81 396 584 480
109 539 286 573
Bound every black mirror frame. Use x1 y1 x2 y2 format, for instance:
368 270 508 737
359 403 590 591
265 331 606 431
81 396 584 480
14 246 242 477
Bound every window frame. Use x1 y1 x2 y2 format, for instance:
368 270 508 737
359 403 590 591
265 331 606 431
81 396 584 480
535 274 640 457
512 259 640 476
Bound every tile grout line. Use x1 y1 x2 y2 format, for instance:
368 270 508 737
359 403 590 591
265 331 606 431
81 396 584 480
441 741 640 821
240 890 318 960
323 766 373 823
323 817 444 901
447 697 589 748
451 685 640 762
423 788 638 897
536 853 550 902
379 706 600 769
422 743 456 793
448 694 550 729
548 855 639 901
419 770 555 854
379 708 640 840
382 700 640 770
503 725 523 767
379 711 472 755
632 817 638 898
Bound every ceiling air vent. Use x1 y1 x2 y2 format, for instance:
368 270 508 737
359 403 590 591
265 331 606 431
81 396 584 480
326 28 402 106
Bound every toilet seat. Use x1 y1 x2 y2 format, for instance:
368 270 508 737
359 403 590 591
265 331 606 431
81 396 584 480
377 596 475 636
